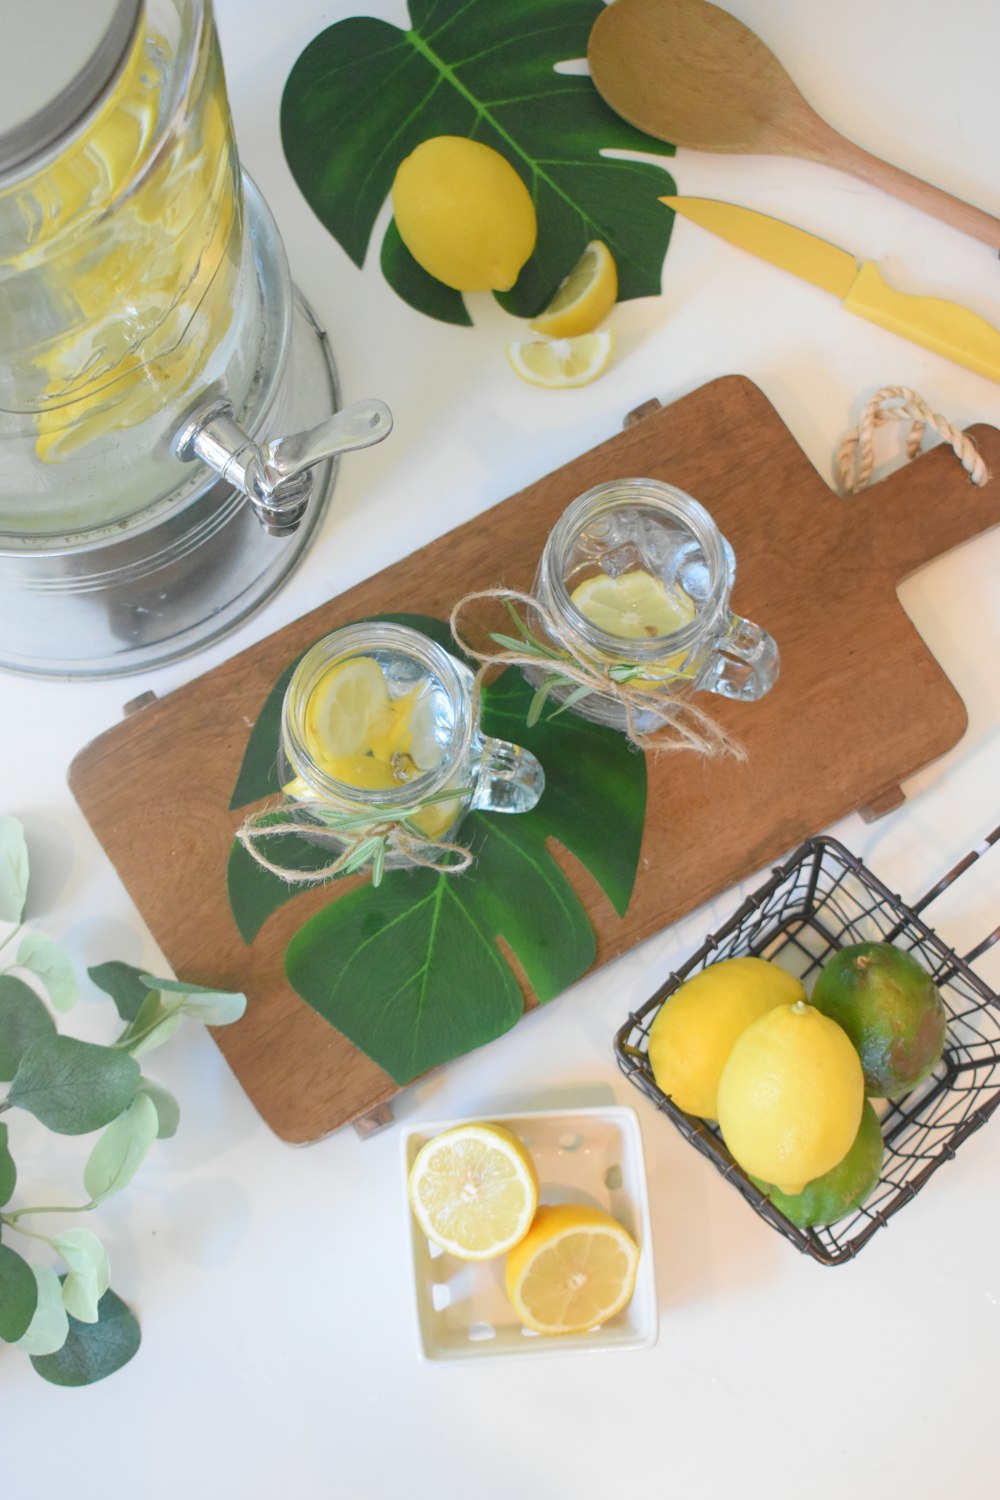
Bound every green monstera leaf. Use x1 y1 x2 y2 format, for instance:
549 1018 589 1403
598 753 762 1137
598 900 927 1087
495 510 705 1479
280 0 676 324
226 616 646 1084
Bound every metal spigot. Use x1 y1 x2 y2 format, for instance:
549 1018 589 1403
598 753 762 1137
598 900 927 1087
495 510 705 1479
173 397 393 536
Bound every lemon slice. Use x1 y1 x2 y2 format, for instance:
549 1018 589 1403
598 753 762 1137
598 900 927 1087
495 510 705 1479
506 330 614 389
304 657 394 761
504 1204 640 1334
408 1122 539 1260
408 793 463 840
570 569 695 640
530 241 618 338
319 754 400 791
404 687 445 771
370 683 444 771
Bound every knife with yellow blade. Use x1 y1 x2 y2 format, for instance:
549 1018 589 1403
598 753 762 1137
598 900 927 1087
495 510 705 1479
661 195 1000 384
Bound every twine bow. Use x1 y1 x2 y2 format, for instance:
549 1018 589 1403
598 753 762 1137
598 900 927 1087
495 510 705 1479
236 795 474 888
836 385 990 494
449 588 746 759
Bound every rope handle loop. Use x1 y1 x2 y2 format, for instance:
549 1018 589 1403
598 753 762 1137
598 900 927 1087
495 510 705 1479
836 385 990 495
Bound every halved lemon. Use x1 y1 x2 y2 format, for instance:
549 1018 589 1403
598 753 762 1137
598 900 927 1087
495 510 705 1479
504 1203 640 1334
570 569 695 640
530 241 618 338
408 1122 539 1260
506 330 614 389
304 656 394 761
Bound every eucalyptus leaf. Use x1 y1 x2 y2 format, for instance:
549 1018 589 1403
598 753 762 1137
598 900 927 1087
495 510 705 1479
54 1228 111 1324
7 1036 140 1135
280 0 676 323
139 976 247 1026
88 960 154 1023
137 1079 180 1140
15 932 78 1013
116 990 183 1057
0 974 57 1082
0 1241 38 1342
31 1286 140 1386
83 1093 158 1206
14 1264 69 1357
0 814 29 924
0 1122 15 1207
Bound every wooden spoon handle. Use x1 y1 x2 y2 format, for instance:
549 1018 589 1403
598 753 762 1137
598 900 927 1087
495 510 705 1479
814 128 1000 250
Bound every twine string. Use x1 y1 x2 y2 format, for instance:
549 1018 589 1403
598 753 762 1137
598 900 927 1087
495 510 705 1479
449 588 747 759
836 385 990 494
236 799 475 886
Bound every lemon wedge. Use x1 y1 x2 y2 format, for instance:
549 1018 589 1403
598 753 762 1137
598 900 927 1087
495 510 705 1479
304 657 394 762
408 1122 539 1260
504 1204 640 1334
530 241 618 338
506 330 614 389
570 569 695 640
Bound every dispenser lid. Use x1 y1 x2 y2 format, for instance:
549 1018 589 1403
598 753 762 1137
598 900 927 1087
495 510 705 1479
0 0 143 177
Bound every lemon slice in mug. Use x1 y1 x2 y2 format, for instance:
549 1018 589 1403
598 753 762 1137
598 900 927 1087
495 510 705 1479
304 657 394 761
570 569 695 640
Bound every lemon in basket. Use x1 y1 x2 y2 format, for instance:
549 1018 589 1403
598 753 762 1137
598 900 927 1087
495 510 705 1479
810 941 947 1097
717 1000 864 1195
646 956 805 1119
751 1098 885 1228
408 1121 538 1260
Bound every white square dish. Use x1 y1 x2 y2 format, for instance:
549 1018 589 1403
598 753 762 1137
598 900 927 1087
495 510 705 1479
401 1104 658 1363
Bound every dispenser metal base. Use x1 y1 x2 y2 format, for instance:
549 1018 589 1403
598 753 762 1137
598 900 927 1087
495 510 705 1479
0 186 339 680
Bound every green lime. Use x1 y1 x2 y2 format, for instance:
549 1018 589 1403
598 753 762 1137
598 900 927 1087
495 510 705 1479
752 1098 884 1228
810 942 947 1098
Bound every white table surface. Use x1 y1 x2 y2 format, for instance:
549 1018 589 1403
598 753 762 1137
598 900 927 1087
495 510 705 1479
3 1 1000 1494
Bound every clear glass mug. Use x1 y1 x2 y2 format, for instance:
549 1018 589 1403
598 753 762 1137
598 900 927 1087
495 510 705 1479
279 622 545 871
530 478 779 731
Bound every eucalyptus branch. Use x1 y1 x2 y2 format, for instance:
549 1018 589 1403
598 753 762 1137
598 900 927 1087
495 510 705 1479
0 921 22 956
0 811 247 1386
3 1205 91 1227
0 1216 54 1244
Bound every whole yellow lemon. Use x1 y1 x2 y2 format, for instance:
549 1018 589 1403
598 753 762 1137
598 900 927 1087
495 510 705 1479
391 136 537 292
646 956 805 1120
717 1000 865 1195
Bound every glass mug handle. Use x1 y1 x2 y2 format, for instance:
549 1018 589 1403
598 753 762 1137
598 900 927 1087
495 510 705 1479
470 738 546 815
702 614 780 702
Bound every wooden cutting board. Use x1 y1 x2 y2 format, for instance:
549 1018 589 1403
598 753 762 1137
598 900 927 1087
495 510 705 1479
68 376 1000 1142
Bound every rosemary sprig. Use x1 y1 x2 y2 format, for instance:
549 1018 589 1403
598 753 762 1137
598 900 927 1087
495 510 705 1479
488 601 684 727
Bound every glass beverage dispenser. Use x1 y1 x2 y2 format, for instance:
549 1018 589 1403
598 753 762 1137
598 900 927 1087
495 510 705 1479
0 0 391 677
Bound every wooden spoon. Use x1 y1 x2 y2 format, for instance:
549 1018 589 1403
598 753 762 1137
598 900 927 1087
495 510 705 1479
588 0 1000 248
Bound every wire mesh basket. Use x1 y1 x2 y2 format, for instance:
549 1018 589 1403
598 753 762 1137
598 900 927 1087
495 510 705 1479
614 831 1000 1266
